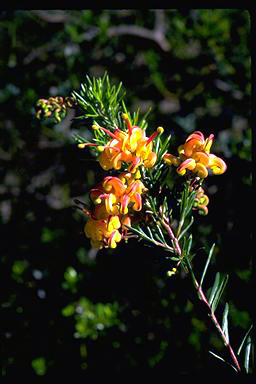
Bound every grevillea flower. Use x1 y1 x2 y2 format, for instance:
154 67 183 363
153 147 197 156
93 114 163 173
84 215 122 249
163 131 227 178
84 173 147 249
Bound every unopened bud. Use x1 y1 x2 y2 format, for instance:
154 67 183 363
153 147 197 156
157 127 164 134
78 143 86 149
167 268 177 277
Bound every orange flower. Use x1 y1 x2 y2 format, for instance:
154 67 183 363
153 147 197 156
94 114 163 173
84 174 148 249
163 131 227 178
84 215 122 249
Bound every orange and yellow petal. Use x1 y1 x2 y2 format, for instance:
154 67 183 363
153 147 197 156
194 162 208 178
131 192 142 211
144 151 157 168
204 134 214 154
103 176 126 196
193 151 209 166
105 193 117 213
128 157 142 173
121 215 131 227
177 158 196 175
208 154 227 175
107 215 121 232
198 205 208 215
120 194 129 214
108 230 122 248
163 153 180 166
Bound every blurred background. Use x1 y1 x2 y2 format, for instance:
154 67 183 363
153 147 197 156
0 10 252 377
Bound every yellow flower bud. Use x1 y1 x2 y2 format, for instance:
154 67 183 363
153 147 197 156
157 126 164 134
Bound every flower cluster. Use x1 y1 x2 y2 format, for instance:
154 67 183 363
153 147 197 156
90 114 163 174
35 96 76 123
84 173 147 249
163 131 227 178
77 114 164 249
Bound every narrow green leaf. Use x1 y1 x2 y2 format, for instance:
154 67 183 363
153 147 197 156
127 225 150 241
209 351 238 372
244 336 252 373
170 257 180 261
200 243 215 288
209 350 226 363
177 216 194 241
237 324 253 356
121 99 128 114
153 232 164 243
72 134 88 143
147 226 154 240
211 274 229 313
222 302 229 344
184 191 196 217
186 234 193 255
160 133 172 154
156 224 166 243
185 256 198 289
208 272 220 307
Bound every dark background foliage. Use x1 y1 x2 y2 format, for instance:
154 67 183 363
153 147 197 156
0 9 252 377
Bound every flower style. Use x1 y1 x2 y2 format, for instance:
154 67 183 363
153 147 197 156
84 173 147 249
94 114 163 173
163 131 227 178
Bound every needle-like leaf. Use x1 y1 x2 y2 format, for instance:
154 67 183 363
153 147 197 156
237 324 253 356
200 243 215 288
177 216 194 241
222 302 229 344
208 272 220 307
209 273 229 313
244 336 252 373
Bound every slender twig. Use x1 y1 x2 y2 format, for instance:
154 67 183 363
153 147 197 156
31 10 69 23
196 282 241 372
162 219 241 372
107 10 171 52
161 218 182 257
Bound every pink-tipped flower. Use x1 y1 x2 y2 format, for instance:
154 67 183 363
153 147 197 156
163 131 227 179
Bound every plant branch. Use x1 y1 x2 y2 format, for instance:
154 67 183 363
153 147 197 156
194 276 241 372
162 219 241 373
107 10 171 52
161 218 182 257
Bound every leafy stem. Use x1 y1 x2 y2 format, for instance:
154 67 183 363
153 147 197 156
161 216 241 373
